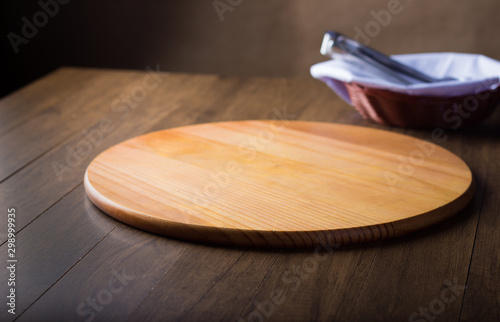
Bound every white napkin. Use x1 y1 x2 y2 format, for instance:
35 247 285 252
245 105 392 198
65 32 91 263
310 52 500 105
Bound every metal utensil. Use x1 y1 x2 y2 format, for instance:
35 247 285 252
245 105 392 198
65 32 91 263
320 31 456 85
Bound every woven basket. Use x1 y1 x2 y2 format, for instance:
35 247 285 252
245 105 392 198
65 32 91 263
344 82 500 129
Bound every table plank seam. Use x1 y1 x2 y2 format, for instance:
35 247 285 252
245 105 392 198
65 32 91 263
0 132 78 184
457 164 490 321
346 243 380 320
235 250 283 318
122 244 189 321
15 226 117 320
0 182 82 247
174 251 248 320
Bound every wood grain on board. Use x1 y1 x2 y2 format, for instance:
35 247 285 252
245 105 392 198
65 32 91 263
85 121 474 248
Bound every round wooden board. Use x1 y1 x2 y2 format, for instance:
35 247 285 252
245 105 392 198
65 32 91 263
84 121 474 248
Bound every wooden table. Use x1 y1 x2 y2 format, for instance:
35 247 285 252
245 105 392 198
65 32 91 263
1 67 499 321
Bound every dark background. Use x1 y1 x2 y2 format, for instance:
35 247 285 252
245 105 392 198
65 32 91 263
2 0 500 98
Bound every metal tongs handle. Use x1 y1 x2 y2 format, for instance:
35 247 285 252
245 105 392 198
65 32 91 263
320 31 455 85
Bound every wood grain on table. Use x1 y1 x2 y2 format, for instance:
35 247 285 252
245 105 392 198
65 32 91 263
0 67 499 321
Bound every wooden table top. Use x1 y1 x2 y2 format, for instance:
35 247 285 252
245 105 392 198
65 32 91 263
1 67 499 321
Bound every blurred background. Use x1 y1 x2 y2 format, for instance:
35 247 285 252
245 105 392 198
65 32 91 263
2 0 500 98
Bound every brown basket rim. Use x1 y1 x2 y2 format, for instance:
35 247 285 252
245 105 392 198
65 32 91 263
346 82 500 103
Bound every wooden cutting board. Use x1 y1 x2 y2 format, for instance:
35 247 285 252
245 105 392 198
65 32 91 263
84 121 474 248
